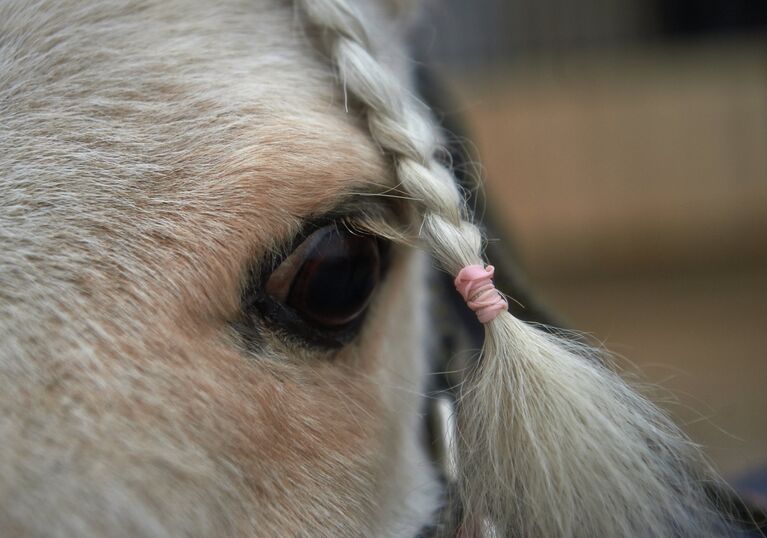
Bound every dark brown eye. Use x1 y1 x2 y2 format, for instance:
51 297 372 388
266 226 381 330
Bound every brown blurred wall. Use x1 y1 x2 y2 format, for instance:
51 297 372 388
447 42 767 477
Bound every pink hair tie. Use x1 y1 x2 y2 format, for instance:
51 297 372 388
454 264 508 324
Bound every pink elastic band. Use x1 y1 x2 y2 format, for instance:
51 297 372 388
454 264 508 324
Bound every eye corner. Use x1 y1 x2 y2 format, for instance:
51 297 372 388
242 290 360 350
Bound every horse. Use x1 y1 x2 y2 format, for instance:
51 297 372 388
0 0 764 536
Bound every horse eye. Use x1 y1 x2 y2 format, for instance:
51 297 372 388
265 225 381 330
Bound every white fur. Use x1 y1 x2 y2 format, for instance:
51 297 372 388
0 1 439 535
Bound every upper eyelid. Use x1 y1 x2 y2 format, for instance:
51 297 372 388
265 192 402 269
247 201 396 300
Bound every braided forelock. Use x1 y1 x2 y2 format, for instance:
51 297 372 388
296 1 741 536
298 0 467 237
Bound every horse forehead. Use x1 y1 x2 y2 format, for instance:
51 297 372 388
0 0 392 338
0 0 389 259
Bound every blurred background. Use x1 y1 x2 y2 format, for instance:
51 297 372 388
412 1 767 483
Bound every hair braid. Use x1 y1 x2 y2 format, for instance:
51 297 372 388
297 1 740 536
299 1 472 263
